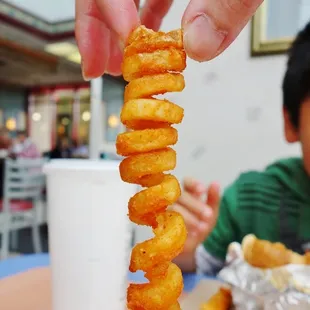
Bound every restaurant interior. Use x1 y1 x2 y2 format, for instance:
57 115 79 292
0 0 126 156
0 0 128 253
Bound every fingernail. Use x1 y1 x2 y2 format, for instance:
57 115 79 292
81 59 91 81
82 72 91 82
184 14 227 62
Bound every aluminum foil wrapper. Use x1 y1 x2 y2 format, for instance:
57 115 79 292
217 242 310 309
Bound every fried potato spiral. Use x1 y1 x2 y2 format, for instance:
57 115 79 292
242 234 307 268
116 25 187 310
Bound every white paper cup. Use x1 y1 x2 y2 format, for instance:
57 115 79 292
44 159 136 310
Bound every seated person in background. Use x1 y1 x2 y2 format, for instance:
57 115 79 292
173 22 310 275
49 136 73 159
10 130 40 159
0 128 11 150
72 138 89 158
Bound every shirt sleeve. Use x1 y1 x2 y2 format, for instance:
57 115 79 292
195 244 225 276
202 184 238 261
19 142 40 158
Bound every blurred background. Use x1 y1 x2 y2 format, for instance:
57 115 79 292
0 0 309 252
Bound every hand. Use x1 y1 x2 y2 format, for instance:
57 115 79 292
182 0 263 61
75 0 263 80
75 0 173 79
172 177 220 255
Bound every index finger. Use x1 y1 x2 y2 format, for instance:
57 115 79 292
94 0 140 42
140 0 174 31
75 0 111 79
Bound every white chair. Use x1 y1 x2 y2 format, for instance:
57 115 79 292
0 158 46 259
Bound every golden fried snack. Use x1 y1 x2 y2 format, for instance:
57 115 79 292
116 25 187 310
242 234 306 268
200 287 232 310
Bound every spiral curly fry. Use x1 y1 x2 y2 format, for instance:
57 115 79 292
242 234 307 268
116 25 187 310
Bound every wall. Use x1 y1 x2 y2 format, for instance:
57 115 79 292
134 2 301 243
162 2 300 188
8 0 74 22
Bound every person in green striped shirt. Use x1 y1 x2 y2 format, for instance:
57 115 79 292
172 22 310 275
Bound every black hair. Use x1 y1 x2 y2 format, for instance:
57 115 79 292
282 22 310 128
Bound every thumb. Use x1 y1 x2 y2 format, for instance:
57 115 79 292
206 182 220 209
182 0 263 62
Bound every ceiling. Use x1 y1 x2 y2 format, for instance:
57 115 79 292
0 35 84 87
4 0 146 23
7 0 75 22
0 1 75 40
0 0 126 88
0 0 82 87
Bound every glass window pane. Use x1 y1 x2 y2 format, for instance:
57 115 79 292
55 90 73 140
102 77 125 142
79 88 91 144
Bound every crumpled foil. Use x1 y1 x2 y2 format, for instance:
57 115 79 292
217 242 310 309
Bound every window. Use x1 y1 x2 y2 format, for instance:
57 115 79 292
102 76 126 143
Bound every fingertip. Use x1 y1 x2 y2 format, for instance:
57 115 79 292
81 63 91 81
182 0 263 61
210 181 221 192
76 17 110 80
95 0 140 43
207 182 221 207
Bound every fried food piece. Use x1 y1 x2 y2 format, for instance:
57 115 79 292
116 25 187 310
124 73 185 102
242 234 306 268
200 287 232 310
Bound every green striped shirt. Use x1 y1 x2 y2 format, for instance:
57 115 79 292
203 158 310 261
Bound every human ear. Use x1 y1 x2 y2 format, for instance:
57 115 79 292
283 108 299 143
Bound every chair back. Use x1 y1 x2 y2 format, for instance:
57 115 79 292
3 158 46 208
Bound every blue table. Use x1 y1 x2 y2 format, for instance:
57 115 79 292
0 254 210 292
